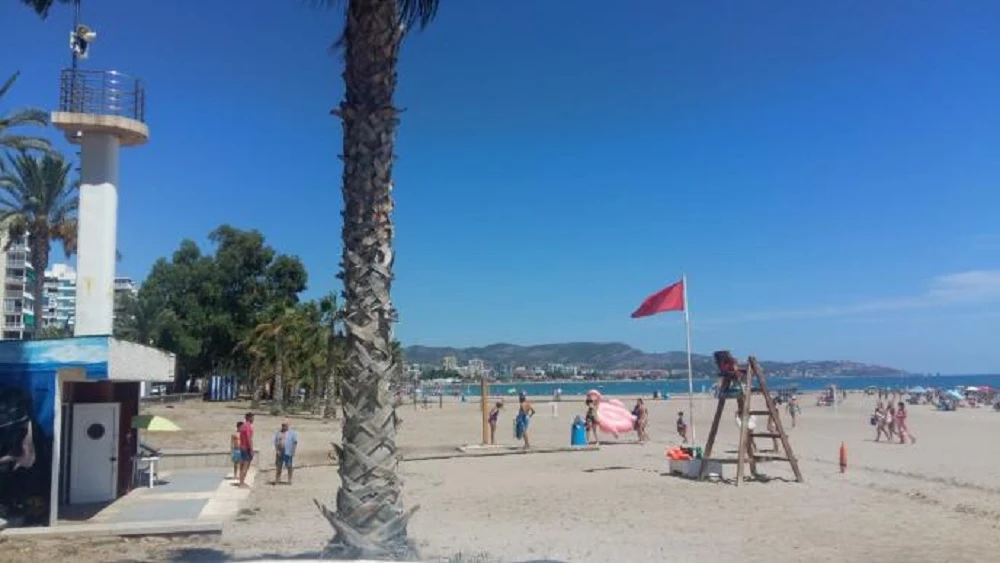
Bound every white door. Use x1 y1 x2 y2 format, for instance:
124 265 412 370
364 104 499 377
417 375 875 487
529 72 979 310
70 402 120 504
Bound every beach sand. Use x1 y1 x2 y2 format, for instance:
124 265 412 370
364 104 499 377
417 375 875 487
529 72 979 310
8 391 1000 562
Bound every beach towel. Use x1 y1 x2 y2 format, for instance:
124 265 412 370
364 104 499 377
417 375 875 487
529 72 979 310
514 412 529 440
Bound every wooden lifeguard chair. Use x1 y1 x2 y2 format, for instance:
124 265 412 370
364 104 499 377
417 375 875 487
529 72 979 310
697 351 803 486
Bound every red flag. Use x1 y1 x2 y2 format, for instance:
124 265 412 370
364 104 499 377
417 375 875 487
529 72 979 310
631 280 685 318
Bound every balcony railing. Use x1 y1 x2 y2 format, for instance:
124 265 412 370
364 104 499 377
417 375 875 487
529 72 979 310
59 68 146 123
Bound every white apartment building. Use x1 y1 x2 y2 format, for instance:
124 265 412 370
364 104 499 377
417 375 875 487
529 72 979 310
114 276 138 297
43 263 78 330
41 264 139 333
0 232 36 340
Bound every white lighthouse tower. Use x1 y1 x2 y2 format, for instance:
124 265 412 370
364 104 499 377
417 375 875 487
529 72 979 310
50 19 147 335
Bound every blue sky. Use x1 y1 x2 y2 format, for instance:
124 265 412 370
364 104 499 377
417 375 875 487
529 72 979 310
2 1 999 373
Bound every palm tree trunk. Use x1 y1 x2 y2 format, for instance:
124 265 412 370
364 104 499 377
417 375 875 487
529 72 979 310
323 333 339 420
317 0 416 559
250 365 262 410
271 353 285 415
28 235 49 338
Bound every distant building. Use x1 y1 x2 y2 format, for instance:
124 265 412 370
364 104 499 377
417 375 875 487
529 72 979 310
43 263 78 331
442 355 458 371
40 264 139 333
0 230 36 340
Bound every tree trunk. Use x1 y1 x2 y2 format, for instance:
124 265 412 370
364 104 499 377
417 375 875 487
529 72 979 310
317 0 415 559
271 353 284 415
249 362 262 410
323 333 339 420
28 234 49 338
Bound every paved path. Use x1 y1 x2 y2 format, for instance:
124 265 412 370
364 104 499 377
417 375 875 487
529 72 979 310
1 467 256 538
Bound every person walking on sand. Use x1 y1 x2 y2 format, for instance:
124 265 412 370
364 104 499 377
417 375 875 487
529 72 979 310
273 419 298 484
231 422 243 480
238 412 254 487
895 402 916 444
676 411 688 444
515 396 535 449
873 401 891 442
585 398 600 444
632 398 649 443
885 403 897 440
488 401 503 445
787 396 799 428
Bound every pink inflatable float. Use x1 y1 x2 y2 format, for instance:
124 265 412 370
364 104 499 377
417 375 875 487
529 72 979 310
586 390 636 434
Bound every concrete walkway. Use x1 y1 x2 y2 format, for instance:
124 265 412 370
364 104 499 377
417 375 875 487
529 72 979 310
1 467 256 538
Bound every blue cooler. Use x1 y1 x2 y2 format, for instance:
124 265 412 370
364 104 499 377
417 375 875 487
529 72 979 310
571 416 587 446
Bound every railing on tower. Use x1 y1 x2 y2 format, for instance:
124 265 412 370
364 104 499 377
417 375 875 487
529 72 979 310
58 69 145 122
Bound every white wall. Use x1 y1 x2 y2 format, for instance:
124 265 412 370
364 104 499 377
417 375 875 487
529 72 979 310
108 338 176 383
74 133 120 336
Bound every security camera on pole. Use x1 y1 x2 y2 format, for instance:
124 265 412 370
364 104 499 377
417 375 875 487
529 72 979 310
51 0 149 336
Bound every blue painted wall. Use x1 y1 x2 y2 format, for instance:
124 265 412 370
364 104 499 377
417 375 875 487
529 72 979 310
0 336 111 527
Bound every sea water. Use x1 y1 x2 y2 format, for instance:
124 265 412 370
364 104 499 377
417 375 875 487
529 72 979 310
458 374 1000 397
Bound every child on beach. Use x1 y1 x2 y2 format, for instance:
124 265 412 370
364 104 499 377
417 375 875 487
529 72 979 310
488 402 502 445
895 402 916 444
231 422 243 479
676 411 688 443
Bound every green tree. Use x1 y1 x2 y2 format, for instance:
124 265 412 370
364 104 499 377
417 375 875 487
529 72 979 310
314 1 439 558
35 325 69 338
0 151 77 330
114 290 164 345
139 226 307 390
0 72 51 153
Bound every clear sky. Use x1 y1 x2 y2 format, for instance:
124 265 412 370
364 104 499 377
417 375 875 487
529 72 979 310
3 1 999 373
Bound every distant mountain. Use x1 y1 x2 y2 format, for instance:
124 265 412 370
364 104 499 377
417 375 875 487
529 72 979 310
402 342 906 377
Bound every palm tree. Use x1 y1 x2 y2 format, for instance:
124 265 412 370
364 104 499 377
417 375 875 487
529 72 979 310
114 290 165 345
0 72 51 153
24 0 439 555
0 151 77 331
317 294 345 419
312 1 438 558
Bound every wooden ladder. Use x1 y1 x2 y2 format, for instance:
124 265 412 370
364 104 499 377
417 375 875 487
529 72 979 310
697 351 803 486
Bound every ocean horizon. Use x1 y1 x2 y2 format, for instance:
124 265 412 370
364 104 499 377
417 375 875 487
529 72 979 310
441 373 1000 398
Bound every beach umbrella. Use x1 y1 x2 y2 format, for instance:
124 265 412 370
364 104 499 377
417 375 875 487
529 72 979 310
946 390 963 401
908 386 927 394
131 414 181 432
965 386 980 392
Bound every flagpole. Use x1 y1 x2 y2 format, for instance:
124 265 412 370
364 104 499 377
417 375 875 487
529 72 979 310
683 273 696 444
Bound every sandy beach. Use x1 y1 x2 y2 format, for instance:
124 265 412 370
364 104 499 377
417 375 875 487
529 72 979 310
8 391 1000 562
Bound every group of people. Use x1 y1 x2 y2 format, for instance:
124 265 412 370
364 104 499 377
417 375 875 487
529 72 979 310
230 411 300 486
488 393 689 448
872 401 916 444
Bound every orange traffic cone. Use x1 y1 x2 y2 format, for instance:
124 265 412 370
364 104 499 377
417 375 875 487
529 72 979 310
839 441 847 473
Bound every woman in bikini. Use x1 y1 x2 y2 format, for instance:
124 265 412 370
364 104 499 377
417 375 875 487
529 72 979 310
632 398 649 443
515 396 535 449
874 401 892 442
895 401 916 444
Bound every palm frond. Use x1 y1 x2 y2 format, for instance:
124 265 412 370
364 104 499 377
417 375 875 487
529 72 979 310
312 0 440 52
18 0 70 19
0 108 50 129
1 72 51 152
0 134 51 153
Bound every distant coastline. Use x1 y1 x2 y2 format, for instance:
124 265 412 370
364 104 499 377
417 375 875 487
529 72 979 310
403 341 907 376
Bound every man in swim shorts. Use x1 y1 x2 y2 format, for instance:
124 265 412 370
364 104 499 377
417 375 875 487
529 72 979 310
273 419 298 484
238 412 254 487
